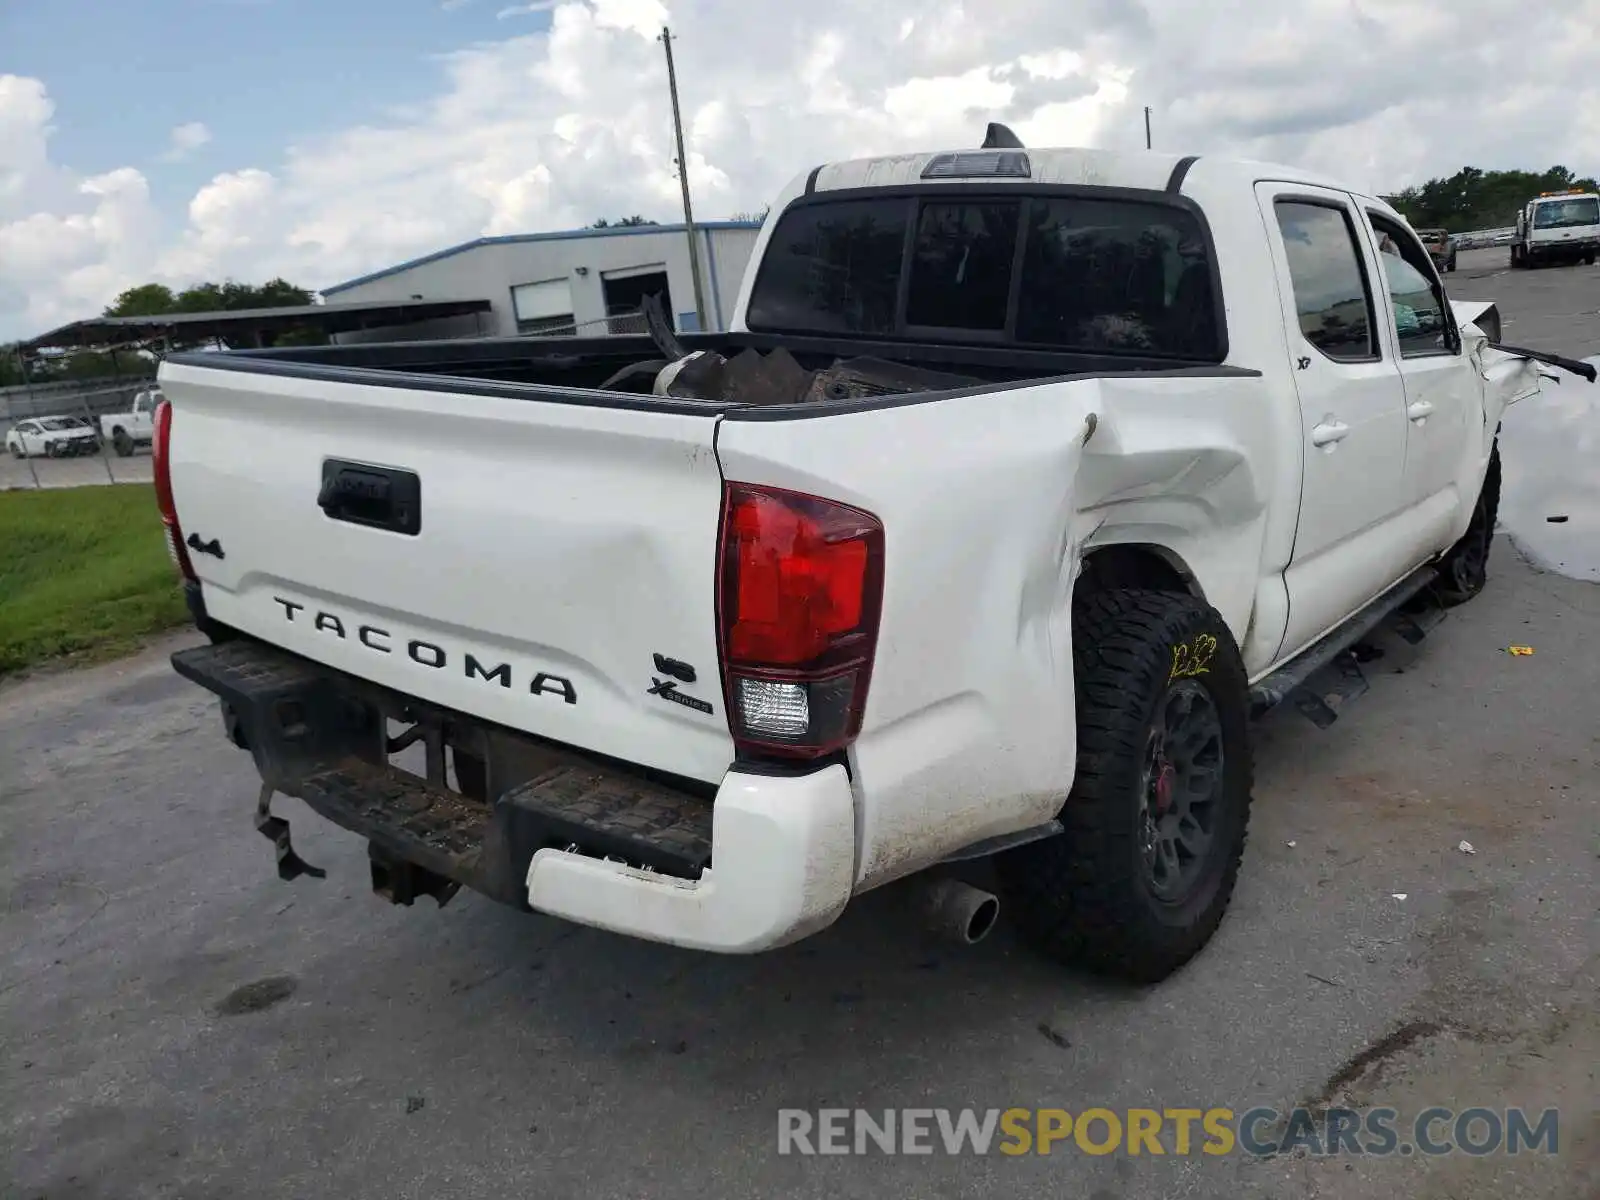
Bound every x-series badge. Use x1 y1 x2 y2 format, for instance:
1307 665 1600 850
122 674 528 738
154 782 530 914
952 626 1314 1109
648 676 714 715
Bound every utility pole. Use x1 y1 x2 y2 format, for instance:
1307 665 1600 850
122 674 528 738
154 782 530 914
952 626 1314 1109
660 26 709 334
1144 106 1153 150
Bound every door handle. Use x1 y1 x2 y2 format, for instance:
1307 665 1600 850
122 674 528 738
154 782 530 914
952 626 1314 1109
1310 419 1350 447
1407 400 1435 423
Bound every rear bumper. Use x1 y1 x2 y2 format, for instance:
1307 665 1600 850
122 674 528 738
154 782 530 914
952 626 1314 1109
524 765 855 952
171 634 855 953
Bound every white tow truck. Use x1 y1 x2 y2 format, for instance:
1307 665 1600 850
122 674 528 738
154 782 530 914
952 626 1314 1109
1509 189 1600 269
154 132 1595 983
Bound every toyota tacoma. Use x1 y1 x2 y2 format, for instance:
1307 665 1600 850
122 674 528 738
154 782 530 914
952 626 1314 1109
153 130 1594 982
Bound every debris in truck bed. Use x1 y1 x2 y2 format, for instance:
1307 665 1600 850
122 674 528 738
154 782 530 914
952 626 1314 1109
596 358 668 393
718 346 812 405
641 291 688 361
651 346 981 407
654 350 729 399
802 358 981 405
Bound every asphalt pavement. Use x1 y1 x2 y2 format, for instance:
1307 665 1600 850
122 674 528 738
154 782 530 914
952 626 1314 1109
3 250 1597 1200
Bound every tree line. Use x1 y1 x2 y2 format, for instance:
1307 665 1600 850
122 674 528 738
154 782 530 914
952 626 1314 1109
102 278 313 318
1383 166 1599 232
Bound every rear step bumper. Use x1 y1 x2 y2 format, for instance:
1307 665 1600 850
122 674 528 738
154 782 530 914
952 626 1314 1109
171 638 857 953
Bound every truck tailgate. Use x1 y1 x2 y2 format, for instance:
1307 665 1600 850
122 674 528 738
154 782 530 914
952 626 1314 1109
159 362 734 784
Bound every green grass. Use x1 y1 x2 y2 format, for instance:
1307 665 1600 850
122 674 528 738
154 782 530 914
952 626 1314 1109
0 484 191 676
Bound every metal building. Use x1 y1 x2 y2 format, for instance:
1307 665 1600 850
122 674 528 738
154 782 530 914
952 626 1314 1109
319 221 764 341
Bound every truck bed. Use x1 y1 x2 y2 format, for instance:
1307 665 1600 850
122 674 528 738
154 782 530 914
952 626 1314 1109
175 331 1238 417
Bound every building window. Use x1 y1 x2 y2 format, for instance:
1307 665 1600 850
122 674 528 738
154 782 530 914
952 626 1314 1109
511 278 576 337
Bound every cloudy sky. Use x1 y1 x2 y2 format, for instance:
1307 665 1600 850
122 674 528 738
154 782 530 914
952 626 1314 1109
2 0 1596 340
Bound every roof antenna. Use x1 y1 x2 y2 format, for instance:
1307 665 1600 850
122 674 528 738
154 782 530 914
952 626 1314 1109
982 122 1025 149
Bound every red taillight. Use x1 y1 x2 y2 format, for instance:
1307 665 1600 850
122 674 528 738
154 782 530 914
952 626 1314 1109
717 482 884 759
152 398 196 583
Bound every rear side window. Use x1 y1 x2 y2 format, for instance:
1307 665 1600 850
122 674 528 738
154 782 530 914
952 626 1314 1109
1017 198 1217 356
1274 201 1376 361
746 192 1223 359
743 199 908 335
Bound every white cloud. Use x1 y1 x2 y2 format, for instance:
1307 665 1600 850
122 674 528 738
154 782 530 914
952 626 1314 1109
0 75 56 203
162 121 213 162
497 1 560 17
2 0 1599 340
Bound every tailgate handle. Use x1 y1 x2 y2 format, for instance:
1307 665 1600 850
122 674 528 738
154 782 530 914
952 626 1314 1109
318 460 422 536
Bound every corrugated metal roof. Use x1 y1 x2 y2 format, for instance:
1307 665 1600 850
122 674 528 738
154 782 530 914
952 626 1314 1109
320 220 765 296
21 298 493 352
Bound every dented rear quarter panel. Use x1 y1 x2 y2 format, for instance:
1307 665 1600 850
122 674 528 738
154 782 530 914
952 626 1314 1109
1070 372 1284 671
717 370 1286 893
716 385 1098 891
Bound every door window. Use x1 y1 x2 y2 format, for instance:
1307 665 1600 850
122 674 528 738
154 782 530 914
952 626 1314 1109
1368 215 1456 358
1273 201 1378 362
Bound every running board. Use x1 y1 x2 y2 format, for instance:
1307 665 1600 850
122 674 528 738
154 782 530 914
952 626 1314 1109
941 820 1064 863
1249 566 1440 727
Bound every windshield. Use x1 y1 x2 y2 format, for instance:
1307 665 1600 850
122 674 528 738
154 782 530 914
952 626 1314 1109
39 417 79 431
1533 197 1600 229
747 192 1223 360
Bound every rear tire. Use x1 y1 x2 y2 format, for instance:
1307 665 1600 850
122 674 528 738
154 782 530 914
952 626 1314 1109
8 443 20 459
1433 444 1501 607
997 589 1253 984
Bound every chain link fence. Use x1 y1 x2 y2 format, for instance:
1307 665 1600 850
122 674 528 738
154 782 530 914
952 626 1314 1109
1 376 158 491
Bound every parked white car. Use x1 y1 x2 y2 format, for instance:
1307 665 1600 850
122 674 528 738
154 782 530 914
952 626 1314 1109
99 388 161 456
156 133 1595 984
6 415 102 458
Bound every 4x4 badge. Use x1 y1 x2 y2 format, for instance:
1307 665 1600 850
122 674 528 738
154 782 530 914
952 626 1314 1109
648 677 713 715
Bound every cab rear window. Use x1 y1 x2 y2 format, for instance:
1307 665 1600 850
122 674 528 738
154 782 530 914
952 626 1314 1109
746 192 1224 360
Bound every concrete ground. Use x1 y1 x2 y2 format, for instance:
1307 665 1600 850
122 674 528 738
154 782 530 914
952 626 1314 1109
3 251 1597 1200
0 446 151 491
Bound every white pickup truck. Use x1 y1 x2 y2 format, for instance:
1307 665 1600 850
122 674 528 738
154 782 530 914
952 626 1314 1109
156 135 1594 983
100 387 161 456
